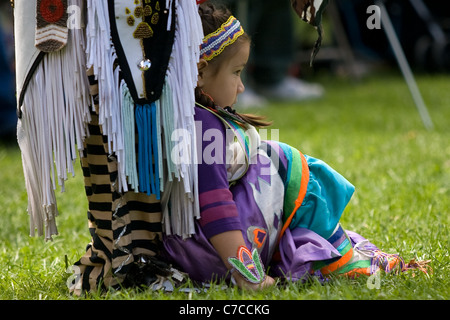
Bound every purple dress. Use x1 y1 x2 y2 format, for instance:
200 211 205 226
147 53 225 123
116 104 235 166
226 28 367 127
162 106 374 283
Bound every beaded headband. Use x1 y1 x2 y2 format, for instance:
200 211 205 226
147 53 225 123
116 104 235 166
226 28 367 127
200 15 244 61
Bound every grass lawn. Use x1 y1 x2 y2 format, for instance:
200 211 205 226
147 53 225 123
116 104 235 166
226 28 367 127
0 72 448 301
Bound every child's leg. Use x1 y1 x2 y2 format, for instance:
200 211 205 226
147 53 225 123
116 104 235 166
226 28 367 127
276 141 355 240
272 142 429 279
312 224 356 275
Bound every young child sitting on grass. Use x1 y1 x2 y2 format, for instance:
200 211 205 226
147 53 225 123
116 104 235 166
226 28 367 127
162 2 427 290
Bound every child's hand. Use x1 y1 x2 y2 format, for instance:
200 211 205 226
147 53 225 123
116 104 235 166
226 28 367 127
233 272 275 290
209 232 275 290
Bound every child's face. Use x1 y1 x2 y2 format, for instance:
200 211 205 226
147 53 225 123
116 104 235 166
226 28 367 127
199 41 250 107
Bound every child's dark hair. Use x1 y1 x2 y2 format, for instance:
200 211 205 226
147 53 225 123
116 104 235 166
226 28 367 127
196 2 272 128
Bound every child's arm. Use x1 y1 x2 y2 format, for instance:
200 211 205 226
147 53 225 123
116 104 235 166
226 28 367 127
210 230 275 290
195 110 274 289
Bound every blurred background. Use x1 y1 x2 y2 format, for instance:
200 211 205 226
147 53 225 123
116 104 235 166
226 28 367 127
213 0 450 108
299 0 450 77
0 0 449 139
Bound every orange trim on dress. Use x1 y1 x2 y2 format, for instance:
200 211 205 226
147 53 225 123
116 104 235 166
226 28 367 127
278 150 310 244
320 247 354 275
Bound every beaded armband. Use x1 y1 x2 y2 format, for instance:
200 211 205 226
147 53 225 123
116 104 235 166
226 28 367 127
228 246 266 284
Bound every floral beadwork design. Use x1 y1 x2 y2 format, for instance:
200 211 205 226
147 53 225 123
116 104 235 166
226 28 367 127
228 246 266 284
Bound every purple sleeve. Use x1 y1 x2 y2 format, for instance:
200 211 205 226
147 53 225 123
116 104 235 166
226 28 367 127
194 107 242 238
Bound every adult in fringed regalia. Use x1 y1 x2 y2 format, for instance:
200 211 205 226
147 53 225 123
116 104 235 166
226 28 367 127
14 0 206 295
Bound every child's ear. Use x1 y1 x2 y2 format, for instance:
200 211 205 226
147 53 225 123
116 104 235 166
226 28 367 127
197 59 208 87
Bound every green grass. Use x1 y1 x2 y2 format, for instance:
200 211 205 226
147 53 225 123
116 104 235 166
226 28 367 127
0 72 449 300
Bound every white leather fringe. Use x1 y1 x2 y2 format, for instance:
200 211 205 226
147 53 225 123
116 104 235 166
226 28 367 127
17 0 90 240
